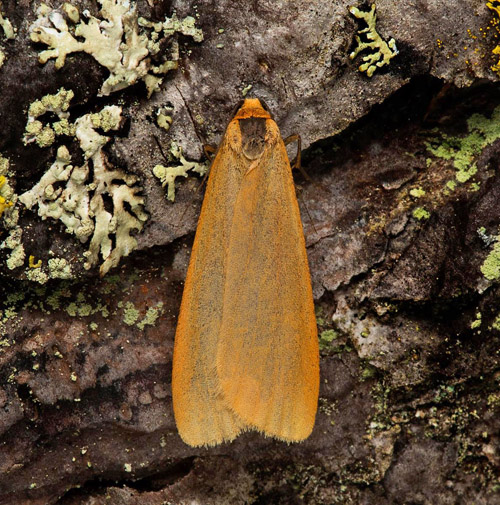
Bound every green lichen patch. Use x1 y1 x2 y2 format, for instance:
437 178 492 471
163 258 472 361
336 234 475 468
64 291 109 318
349 4 398 77
122 301 140 326
153 142 208 201
445 180 457 192
120 300 164 329
470 312 482 329
480 235 500 281
412 207 430 220
31 0 203 97
137 302 164 330
426 105 500 184
492 313 500 331
409 187 426 198
319 329 338 350
20 103 148 276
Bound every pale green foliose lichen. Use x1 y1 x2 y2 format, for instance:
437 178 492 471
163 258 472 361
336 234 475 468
426 105 500 184
30 0 203 96
20 101 148 275
26 268 49 284
1 227 25 269
153 142 208 201
0 2 15 69
156 106 173 131
349 4 398 77
0 2 15 40
48 257 73 279
24 88 75 147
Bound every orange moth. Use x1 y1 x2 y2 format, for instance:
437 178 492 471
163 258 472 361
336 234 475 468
172 98 319 447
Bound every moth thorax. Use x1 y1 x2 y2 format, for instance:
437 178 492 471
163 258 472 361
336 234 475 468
240 117 267 160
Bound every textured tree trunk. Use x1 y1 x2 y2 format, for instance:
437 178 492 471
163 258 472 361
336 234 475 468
0 0 499 504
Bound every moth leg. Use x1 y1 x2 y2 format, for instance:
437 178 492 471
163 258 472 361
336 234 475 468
203 144 217 161
284 135 323 237
283 134 312 182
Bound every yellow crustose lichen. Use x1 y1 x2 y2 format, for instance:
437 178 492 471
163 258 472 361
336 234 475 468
487 0 500 75
0 175 13 217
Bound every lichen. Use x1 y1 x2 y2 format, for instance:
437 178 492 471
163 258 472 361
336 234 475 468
136 302 164 330
480 235 500 281
48 258 72 279
487 1 500 75
20 98 148 275
26 268 49 284
470 312 482 329
1 227 24 270
152 141 208 201
123 301 140 326
319 329 338 351
0 175 13 217
0 0 16 67
446 180 457 191
0 2 15 40
24 88 75 148
412 207 430 220
409 187 426 198
349 4 398 77
28 256 42 268
156 106 173 131
426 105 500 184
30 0 203 97
492 313 500 331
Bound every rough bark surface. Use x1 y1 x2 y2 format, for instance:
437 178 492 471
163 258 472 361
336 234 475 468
0 0 499 504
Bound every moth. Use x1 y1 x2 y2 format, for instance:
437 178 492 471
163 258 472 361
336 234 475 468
172 98 319 447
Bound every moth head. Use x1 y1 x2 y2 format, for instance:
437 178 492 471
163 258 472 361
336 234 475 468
233 98 273 120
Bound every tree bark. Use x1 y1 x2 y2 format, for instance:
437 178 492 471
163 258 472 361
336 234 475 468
0 1 499 504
